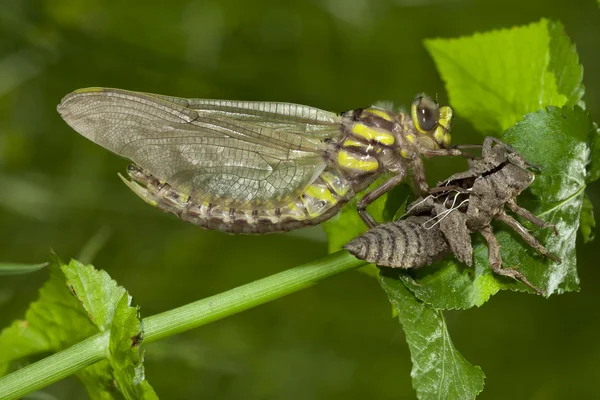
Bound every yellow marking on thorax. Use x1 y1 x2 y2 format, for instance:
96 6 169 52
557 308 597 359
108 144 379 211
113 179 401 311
343 138 367 148
363 108 393 121
351 123 395 146
337 150 379 172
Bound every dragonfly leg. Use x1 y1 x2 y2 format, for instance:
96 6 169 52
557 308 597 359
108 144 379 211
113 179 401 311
420 148 463 157
411 157 429 195
455 144 483 150
418 148 474 180
357 171 407 228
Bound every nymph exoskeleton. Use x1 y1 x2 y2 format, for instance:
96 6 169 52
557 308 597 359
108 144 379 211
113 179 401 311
346 137 561 294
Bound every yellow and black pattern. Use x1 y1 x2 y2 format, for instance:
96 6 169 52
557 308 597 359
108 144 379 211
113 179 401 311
58 88 459 234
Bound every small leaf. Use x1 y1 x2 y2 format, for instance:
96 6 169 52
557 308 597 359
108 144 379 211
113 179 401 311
396 244 503 310
0 262 48 276
426 19 583 134
77 360 119 400
546 21 585 108
380 275 485 399
61 260 158 399
62 260 128 332
579 194 595 243
502 106 591 295
0 256 97 376
109 294 157 399
0 256 157 398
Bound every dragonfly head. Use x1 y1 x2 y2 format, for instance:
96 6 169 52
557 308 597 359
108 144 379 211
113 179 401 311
410 95 453 149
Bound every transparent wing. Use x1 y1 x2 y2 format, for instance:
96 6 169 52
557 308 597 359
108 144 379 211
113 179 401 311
58 88 342 209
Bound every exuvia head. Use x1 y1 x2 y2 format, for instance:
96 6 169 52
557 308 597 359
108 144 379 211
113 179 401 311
410 95 453 148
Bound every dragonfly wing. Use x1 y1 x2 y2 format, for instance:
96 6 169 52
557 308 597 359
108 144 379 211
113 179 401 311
58 88 340 209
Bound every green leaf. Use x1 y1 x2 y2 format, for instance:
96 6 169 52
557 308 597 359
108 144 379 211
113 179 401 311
425 19 584 134
502 107 589 291
0 262 48 276
61 260 158 399
0 256 157 398
391 107 591 310
587 122 600 183
396 244 503 310
579 194 596 243
77 360 119 400
579 193 595 243
546 21 585 108
62 260 128 332
380 275 485 399
108 295 157 399
0 257 97 376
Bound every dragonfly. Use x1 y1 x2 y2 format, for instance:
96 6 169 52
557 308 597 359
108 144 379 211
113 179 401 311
57 88 461 234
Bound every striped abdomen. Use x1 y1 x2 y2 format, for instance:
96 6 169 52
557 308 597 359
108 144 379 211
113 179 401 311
122 164 356 234
344 216 449 269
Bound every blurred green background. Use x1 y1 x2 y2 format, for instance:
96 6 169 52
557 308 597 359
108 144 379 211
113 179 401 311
1 0 599 399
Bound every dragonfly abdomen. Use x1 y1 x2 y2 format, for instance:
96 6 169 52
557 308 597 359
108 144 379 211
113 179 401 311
122 165 356 234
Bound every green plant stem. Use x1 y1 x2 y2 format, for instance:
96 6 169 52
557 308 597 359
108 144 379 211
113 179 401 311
0 333 109 400
144 250 363 342
0 251 364 399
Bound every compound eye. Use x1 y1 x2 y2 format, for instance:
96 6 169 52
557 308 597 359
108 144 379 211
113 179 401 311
412 96 439 132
